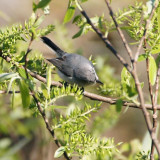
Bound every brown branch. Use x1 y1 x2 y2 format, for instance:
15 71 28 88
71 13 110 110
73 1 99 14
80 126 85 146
75 0 160 156
28 69 62 87
104 0 133 62
84 91 160 110
0 90 20 94
1 89 160 110
134 0 159 63
2 53 160 110
155 61 160 104
0 90 32 95
143 38 157 159
131 70 160 156
151 59 160 159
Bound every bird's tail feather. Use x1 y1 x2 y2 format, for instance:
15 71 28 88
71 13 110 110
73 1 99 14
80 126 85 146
41 36 65 57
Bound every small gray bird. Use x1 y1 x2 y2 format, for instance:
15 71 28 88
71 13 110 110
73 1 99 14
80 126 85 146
41 37 103 86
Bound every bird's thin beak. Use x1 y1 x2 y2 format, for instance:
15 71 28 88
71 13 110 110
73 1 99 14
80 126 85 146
96 79 103 85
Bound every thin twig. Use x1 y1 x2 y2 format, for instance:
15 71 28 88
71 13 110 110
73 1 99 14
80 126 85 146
24 33 33 79
134 0 159 63
0 90 20 94
83 91 160 110
143 38 157 160
131 69 160 156
1 89 160 110
151 59 160 159
104 0 133 62
75 0 131 72
0 90 33 95
155 61 160 104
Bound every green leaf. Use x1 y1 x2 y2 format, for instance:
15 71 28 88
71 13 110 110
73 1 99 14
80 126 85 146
18 68 27 79
149 56 157 86
41 83 48 99
98 16 103 29
121 67 129 83
141 82 144 88
116 99 123 112
80 0 88 2
48 105 68 109
29 13 36 25
73 15 82 24
121 143 130 152
33 0 51 12
54 146 65 158
7 77 19 93
33 2 37 12
46 66 51 99
121 67 137 98
138 54 147 62
72 24 86 39
90 16 99 24
39 24 55 36
19 80 30 108
0 73 19 83
0 138 11 149
63 5 76 24
12 88 15 109
151 46 160 54
33 15 45 28
157 7 160 33
156 54 160 67
43 5 50 15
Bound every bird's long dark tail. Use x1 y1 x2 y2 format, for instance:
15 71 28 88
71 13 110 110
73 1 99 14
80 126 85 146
41 36 65 57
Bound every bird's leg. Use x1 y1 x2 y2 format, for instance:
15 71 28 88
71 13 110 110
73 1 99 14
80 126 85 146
75 86 84 94
80 87 84 93
64 81 69 88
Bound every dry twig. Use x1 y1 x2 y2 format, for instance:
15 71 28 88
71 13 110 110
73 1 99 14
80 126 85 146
105 0 133 62
134 0 159 63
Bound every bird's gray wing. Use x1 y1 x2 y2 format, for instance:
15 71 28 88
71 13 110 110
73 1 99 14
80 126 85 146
47 57 73 77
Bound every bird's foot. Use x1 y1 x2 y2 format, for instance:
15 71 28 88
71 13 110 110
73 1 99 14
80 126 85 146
64 82 69 87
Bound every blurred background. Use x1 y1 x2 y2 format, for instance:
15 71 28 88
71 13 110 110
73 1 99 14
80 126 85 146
0 0 157 160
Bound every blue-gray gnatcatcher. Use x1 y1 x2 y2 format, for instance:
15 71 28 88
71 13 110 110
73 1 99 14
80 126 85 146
41 37 103 86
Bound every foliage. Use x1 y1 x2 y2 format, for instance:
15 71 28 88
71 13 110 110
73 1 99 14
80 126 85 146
136 151 150 160
90 106 119 136
53 102 121 159
0 0 160 160
0 93 40 160
0 8 120 159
